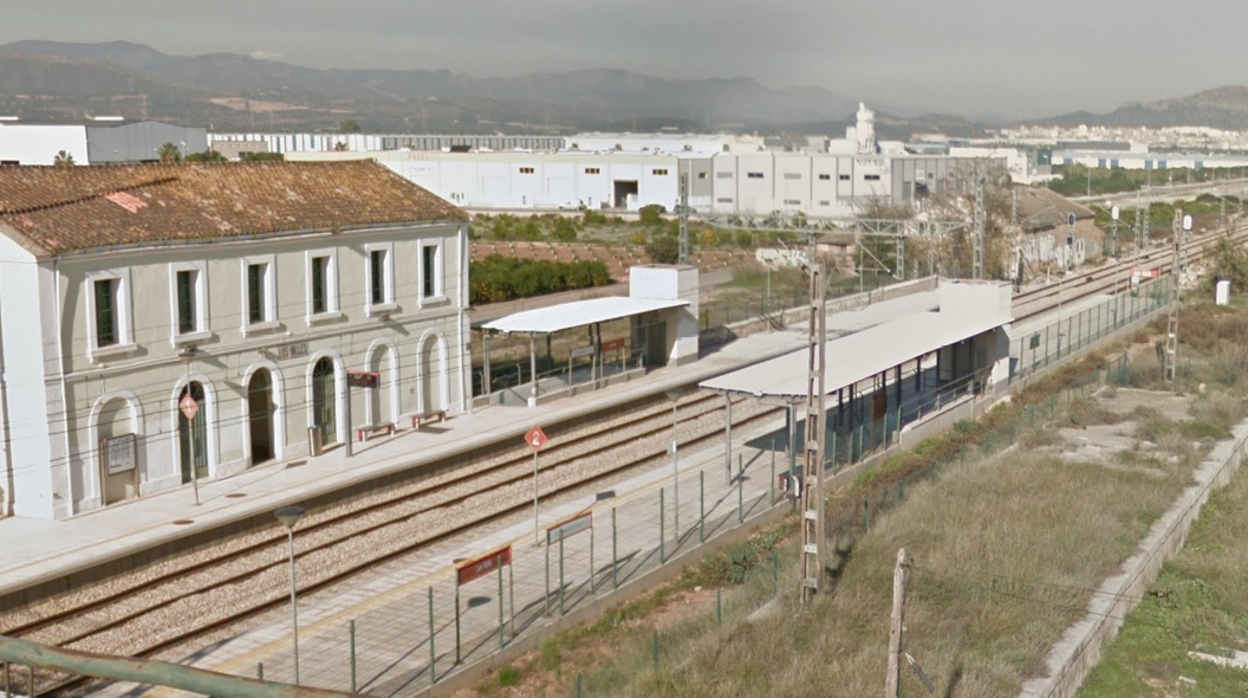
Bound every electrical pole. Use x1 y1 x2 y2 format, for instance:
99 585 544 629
885 548 909 698
1007 188 1023 287
1163 209 1185 384
799 260 828 604
678 169 690 265
972 173 986 281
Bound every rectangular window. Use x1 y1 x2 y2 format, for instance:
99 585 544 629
818 200 831 206
519 166 535 174
422 244 441 298
784 199 801 205
864 174 881 181
747 172 764 179
370 249 387 305
247 263 266 323
838 174 851 181
716 171 733 179
783 173 802 180
652 168 668 176
94 279 118 348
585 167 601 174
311 255 329 314
697 172 708 180
176 269 197 334
819 174 831 181
716 197 734 203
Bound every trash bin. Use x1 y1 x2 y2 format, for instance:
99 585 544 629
308 426 323 457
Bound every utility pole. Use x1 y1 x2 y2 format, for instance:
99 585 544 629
1163 209 1186 384
799 260 828 604
972 173 986 281
1007 188 1023 287
885 548 909 698
678 169 690 265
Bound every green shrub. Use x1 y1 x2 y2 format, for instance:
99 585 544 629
469 255 613 304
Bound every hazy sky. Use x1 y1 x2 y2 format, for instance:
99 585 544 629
3 0 1246 119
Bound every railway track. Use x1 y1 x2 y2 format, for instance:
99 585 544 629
3 390 784 695
1011 223 1248 322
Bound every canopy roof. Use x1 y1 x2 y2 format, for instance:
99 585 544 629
479 296 689 336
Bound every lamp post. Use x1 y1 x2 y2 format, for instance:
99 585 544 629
275 505 305 684
665 387 683 538
178 346 199 506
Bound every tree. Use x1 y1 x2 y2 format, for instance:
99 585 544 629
52 150 75 167
241 152 285 162
552 217 578 242
339 119 361 133
185 149 227 163
645 235 680 264
158 143 182 163
333 142 349 152
639 204 665 227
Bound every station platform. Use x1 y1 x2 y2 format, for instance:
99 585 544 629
0 284 938 604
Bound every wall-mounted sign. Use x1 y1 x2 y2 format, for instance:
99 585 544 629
100 434 138 475
602 338 626 352
277 342 309 360
570 346 595 359
347 371 379 389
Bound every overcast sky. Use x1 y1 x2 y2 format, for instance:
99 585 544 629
3 0 1246 119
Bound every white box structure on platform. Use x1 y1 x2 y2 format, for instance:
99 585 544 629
629 265 700 366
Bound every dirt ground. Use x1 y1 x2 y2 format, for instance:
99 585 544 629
1048 388 1193 473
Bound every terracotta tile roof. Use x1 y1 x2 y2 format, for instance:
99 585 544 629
0 160 465 257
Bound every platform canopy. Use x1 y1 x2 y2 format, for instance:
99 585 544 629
700 309 1009 401
478 296 689 336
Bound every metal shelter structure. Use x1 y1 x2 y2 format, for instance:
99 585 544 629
477 296 690 406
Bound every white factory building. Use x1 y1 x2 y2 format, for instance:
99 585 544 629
0 118 208 165
278 105 1004 219
1052 149 1248 172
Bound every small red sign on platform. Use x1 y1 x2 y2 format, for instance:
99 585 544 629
347 371 379 389
179 394 199 421
602 338 626 352
456 545 512 586
525 426 548 451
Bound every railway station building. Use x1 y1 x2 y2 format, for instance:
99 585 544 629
0 161 471 519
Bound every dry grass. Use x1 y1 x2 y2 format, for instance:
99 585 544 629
567 442 1196 698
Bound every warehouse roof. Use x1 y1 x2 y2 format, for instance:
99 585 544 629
0 160 465 257
479 296 689 336
700 307 1009 401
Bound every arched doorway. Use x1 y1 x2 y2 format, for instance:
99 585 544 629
96 396 139 506
178 382 208 485
248 369 275 465
312 357 337 444
420 336 445 414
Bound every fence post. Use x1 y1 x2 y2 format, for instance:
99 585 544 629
577 673 584 698
717 587 722 625
509 563 516 637
612 507 619 590
863 497 870 529
589 519 596 592
257 663 263 681
498 565 506 650
559 532 566 616
699 469 706 543
2 662 8 698
428 586 437 683
738 455 745 524
660 487 666 564
772 552 779 594
545 539 552 615
770 443 776 506
454 582 462 664
653 629 660 673
349 620 357 692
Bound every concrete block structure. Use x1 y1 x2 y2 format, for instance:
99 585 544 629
629 265 700 366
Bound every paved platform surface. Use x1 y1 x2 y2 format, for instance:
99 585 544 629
0 286 937 601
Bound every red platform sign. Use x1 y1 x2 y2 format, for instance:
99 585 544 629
525 425 548 451
602 338 626 352
456 545 512 585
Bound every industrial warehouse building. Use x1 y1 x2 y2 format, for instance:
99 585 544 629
0 118 207 165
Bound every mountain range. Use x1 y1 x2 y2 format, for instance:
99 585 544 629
1 41 1246 136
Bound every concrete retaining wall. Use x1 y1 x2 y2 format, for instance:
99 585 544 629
1019 419 1248 698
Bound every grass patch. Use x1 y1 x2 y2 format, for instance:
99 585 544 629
1078 461 1248 697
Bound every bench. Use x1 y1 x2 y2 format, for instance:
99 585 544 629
411 410 447 429
356 422 395 443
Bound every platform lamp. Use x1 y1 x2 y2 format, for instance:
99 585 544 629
665 387 684 537
275 505 306 684
177 345 200 506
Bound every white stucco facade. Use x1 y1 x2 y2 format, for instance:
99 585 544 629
0 222 472 520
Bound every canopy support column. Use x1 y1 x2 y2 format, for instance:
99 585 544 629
483 333 492 403
529 338 538 407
